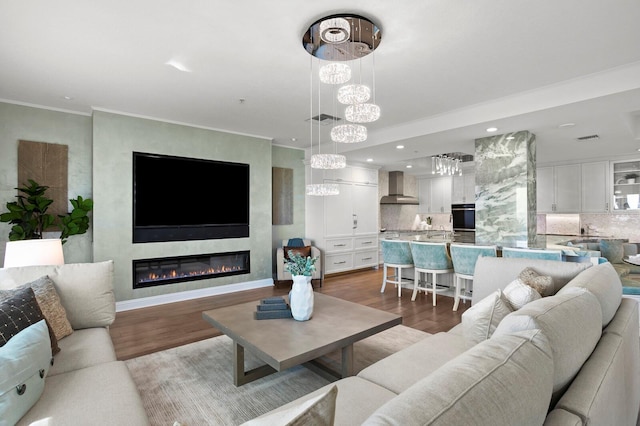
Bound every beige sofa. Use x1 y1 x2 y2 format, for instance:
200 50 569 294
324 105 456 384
0 260 149 425
247 257 640 425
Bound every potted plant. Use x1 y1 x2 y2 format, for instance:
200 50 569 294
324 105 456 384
625 173 638 184
0 179 94 244
284 250 318 321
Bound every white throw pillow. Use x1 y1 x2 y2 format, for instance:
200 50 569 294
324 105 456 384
503 278 542 310
461 290 513 348
0 320 52 426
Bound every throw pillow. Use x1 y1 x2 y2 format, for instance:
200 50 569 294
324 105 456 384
284 246 312 260
242 385 337 426
518 267 554 296
503 279 542 310
0 287 60 355
0 320 52 426
0 275 73 341
600 239 624 264
461 289 514 348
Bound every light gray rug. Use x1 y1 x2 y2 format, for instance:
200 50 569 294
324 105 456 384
125 324 428 426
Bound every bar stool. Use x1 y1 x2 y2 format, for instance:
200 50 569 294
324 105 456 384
409 241 454 305
501 247 563 261
450 244 497 311
380 239 414 298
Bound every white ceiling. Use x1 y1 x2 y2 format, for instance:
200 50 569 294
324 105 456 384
2 0 640 175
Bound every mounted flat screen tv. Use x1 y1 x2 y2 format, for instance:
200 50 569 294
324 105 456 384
133 152 249 243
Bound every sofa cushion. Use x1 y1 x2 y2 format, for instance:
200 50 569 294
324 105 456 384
493 287 602 402
0 275 74 341
544 409 583 425
0 320 51 426
600 239 625 264
461 289 513 347
357 332 467 394
48 328 118 377
0 261 116 329
503 278 541 310
558 262 622 327
363 330 554 426
553 333 627 426
242 385 337 426
0 286 59 355
518 267 554 296
16 361 149 426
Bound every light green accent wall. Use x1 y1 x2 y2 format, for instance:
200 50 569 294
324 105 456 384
92 111 273 301
0 102 93 265
271 145 305 276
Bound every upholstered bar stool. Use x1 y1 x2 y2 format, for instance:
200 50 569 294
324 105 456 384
409 241 454 305
380 239 414 298
450 244 497 311
501 247 562 261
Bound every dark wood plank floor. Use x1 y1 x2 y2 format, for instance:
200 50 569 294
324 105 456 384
109 267 470 360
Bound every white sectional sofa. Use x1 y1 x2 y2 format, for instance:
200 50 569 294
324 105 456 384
0 261 149 426
247 257 640 425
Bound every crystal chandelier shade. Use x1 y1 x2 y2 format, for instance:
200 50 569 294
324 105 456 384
310 153 347 169
337 84 371 104
306 183 340 196
432 155 462 176
330 124 367 143
319 63 351 84
345 103 381 123
319 18 351 44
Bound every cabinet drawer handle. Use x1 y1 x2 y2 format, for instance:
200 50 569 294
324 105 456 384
334 261 347 265
334 243 347 247
361 257 373 261
361 241 373 245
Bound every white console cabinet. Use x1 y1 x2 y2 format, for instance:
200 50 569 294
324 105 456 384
306 165 379 275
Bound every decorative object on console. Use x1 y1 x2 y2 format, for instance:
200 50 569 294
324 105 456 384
0 179 93 244
284 250 318 321
254 297 292 320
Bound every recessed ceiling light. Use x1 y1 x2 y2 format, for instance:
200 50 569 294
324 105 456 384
396 145 405 149
637 148 640 152
366 158 373 162
486 127 498 132
406 165 412 168
63 96 74 100
165 59 191 73
291 138 296 142
558 123 575 128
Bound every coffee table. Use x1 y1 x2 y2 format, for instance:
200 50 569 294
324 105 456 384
202 292 402 386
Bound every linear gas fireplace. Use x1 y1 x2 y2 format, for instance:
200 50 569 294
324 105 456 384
133 251 250 289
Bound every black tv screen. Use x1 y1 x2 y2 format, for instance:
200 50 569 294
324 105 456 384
133 152 249 243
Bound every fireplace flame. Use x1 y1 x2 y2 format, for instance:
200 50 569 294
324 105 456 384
137 264 244 285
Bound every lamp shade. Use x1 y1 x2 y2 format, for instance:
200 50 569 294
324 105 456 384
3 239 65 268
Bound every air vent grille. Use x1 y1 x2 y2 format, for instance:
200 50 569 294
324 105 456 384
577 134 600 141
307 113 341 125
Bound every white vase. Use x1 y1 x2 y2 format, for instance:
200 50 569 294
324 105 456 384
289 275 314 321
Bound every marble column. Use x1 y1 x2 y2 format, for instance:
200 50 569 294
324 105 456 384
475 131 536 247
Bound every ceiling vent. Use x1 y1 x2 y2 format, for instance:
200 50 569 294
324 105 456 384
307 113 341 125
576 134 600 141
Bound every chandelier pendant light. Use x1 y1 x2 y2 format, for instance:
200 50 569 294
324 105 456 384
306 183 340 196
345 103 381 123
337 84 371 104
319 63 351 85
310 153 347 169
330 124 367 143
319 18 350 44
432 155 463 176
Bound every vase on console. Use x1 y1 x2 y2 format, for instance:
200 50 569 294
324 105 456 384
289 275 314 321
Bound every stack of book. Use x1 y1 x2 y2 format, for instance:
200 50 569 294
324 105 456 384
254 296 293 320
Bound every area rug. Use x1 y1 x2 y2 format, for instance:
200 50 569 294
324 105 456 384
125 324 428 426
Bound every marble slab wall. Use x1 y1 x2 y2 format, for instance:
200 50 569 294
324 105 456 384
475 131 536 247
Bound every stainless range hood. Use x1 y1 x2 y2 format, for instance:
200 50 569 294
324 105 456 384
380 171 419 205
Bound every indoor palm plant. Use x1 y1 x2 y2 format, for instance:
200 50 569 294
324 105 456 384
0 179 94 244
284 250 318 321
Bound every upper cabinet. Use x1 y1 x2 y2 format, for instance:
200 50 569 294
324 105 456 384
418 176 452 213
581 161 609 212
536 165 581 213
452 172 475 204
612 159 640 211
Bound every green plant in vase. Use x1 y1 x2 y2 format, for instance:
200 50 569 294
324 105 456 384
284 250 318 276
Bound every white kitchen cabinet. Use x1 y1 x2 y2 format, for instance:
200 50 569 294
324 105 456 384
418 178 432 213
452 172 475 204
431 176 453 213
611 159 640 211
536 165 580 213
581 161 609 212
305 165 379 276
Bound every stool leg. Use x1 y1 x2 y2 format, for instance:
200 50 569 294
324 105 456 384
432 272 437 306
453 275 461 311
397 266 402 297
411 269 420 301
381 265 388 293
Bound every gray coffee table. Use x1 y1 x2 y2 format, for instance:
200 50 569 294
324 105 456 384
202 292 402 386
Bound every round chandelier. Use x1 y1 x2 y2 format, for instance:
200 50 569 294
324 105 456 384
310 153 347 169
345 103 381 123
331 124 367 143
319 18 351 44
306 183 340 196
337 84 371 104
319 63 351 84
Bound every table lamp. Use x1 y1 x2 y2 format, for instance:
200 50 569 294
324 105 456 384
3 238 65 268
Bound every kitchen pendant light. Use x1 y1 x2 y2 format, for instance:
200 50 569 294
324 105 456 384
330 124 367 143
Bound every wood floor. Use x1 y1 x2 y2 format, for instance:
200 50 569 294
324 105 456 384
109 267 470 360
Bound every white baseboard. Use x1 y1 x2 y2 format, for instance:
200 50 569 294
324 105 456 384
115 278 274 312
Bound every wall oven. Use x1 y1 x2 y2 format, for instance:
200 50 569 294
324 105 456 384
451 203 475 231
